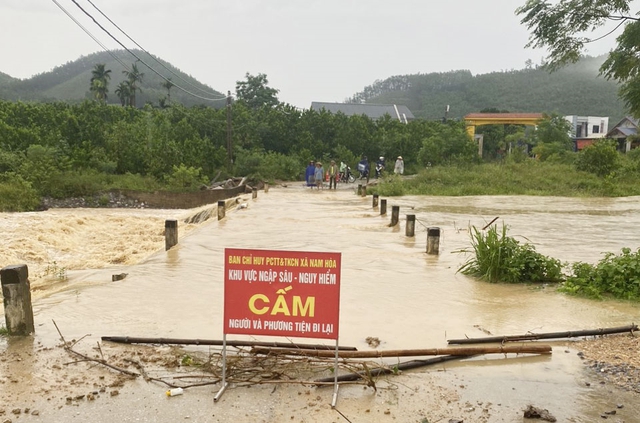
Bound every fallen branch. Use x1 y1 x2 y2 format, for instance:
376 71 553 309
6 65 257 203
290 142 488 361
314 355 469 384
52 320 139 378
101 336 356 351
447 324 638 345
251 344 552 358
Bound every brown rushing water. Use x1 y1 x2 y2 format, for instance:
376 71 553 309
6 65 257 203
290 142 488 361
1 186 640 422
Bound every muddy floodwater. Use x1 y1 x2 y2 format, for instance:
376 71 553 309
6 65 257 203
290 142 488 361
1 185 640 422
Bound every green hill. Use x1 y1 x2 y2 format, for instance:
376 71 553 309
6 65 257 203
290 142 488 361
347 56 627 123
0 50 225 108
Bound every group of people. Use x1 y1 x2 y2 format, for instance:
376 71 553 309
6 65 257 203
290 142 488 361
305 160 340 189
357 155 404 179
305 155 404 189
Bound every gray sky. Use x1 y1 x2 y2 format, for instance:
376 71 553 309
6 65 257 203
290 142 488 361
0 0 621 109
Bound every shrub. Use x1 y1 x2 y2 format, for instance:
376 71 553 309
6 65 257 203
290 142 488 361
164 164 209 191
560 248 640 300
575 139 620 177
458 224 564 283
0 173 41 212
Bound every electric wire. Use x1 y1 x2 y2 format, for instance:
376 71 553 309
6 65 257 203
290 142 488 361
68 0 227 102
583 18 627 44
50 0 131 73
84 0 224 98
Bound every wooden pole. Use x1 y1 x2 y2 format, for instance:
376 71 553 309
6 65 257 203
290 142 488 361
251 344 552 358
101 336 357 351
372 194 379 208
380 199 387 215
164 220 178 251
226 91 233 173
426 227 440 255
406 214 416 237
314 355 466 384
390 205 399 226
447 324 639 345
217 200 226 220
1 264 35 336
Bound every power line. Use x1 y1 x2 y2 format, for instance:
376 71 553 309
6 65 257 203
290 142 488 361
84 0 224 98
68 0 227 102
50 0 131 73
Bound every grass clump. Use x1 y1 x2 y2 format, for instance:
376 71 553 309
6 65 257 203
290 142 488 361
458 224 564 284
560 248 640 300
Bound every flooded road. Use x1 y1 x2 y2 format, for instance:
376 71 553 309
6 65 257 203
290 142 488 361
1 186 640 422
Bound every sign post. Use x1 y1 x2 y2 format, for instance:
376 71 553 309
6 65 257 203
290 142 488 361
216 248 342 404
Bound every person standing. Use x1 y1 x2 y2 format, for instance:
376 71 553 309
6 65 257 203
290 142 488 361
314 162 325 190
305 161 315 187
327 160 339 189
394 156 404 175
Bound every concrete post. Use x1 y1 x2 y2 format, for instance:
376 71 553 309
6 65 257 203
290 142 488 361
357 184 363 196
390 206 400 226
361 185 366 197
165 220 178 251
252 188 258 199
372 194 379 208
264 183 269 193
380 199 387 215
426 227 441 255
406 214 416 237
218 200 226 220
1 264 35 336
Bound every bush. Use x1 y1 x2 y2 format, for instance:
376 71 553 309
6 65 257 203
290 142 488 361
0 173 41 212
575 139 620 177
234 148 302 181
164 164 209 191
560 248 640 300
458 224 564 283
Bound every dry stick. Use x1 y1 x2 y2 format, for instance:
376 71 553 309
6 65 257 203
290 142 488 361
314 355 469 384
101 336 356 351
482 216 499 230
52 320 140 378
447 323 638 345
251 344 552 358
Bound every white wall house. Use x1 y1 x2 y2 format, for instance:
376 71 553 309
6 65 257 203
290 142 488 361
564 115 609 139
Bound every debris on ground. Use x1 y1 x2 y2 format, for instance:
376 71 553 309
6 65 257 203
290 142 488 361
523 404 557 422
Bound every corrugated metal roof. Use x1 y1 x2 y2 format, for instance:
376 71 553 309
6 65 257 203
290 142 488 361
310 102 415 121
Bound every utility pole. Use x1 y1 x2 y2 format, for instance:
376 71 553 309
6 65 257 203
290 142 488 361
226 91 232 173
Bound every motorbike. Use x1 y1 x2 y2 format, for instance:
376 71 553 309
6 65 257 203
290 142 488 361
340 167 355 183
375 163 385 178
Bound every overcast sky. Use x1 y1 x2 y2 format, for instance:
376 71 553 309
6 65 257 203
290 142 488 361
0 0 623 109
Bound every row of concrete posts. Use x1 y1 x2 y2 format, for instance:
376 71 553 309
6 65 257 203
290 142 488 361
360 185 440 255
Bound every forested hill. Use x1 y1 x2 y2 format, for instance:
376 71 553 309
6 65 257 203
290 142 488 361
348 56 627 122
0 50 225 108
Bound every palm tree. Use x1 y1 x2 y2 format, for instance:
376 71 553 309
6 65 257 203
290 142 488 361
114 81 131 107
122 63 144 108
90 63 111 102
161 78 174 102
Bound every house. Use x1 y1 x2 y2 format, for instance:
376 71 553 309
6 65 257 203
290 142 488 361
564 115 609 151
605 116 640 152
310 102 415 123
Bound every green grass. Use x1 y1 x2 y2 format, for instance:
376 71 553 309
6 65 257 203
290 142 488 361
457 224 564 284
373 161 640 197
